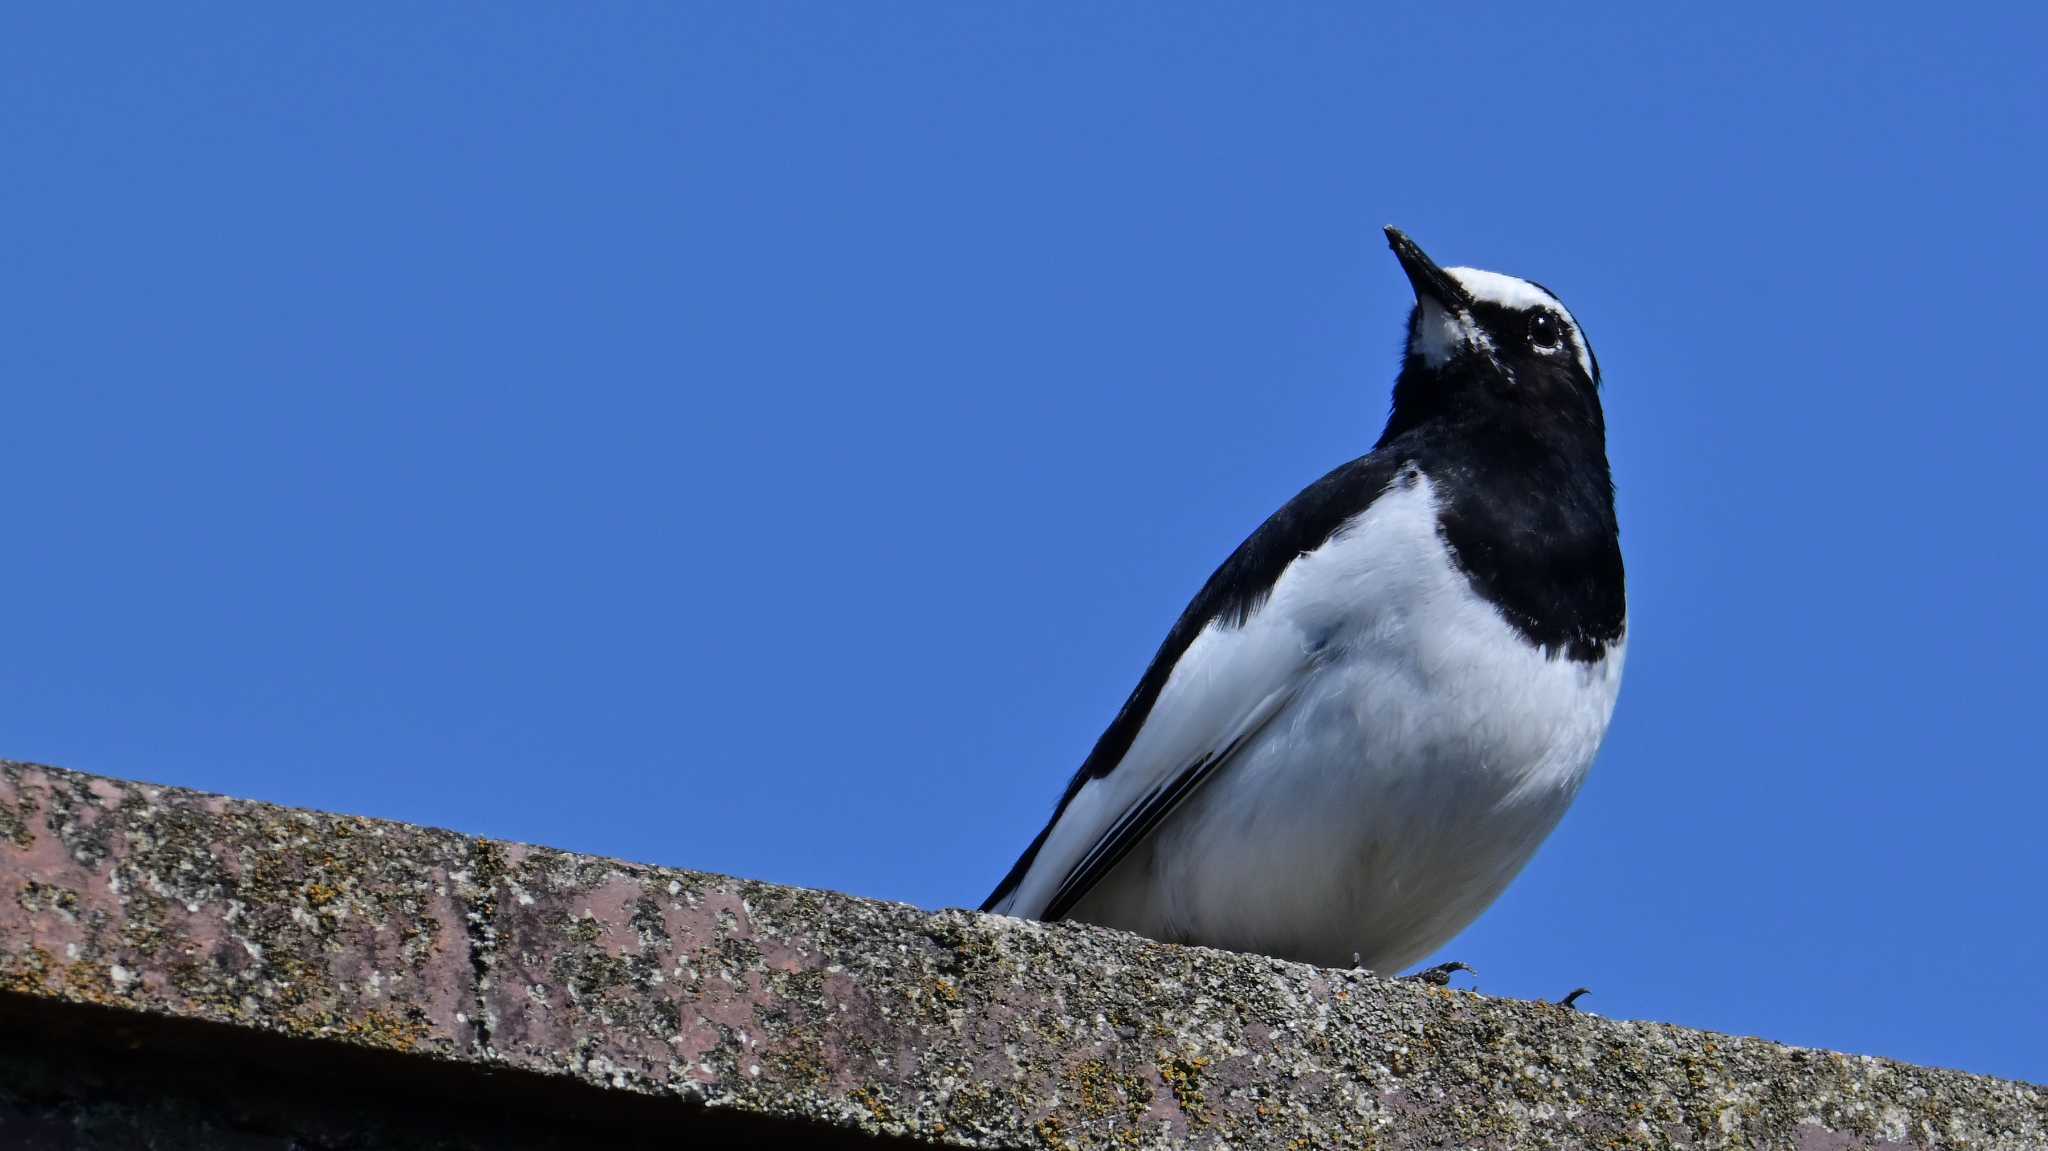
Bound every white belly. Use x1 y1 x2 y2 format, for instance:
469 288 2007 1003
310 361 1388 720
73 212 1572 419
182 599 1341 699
1068 476 1626 971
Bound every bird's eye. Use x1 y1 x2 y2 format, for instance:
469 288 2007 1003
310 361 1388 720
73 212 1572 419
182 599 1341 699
1529 312 1564 350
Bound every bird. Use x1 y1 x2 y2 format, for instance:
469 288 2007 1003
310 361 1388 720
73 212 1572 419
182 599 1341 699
982 228 1626 976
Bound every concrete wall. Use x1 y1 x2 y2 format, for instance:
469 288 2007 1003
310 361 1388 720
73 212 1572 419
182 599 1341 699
2 760 2041 1149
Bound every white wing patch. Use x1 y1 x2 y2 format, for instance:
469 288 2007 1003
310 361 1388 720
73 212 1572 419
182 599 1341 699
993 602 1318 919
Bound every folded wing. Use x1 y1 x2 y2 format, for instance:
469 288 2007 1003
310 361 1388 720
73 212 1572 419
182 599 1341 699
987 613 1311 920
982 451 1404 922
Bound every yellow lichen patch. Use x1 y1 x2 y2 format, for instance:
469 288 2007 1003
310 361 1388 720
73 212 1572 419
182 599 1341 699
2 944 54 995
17 880 81 918
847 1085 894 1125
1033 1115 1076 1150
938 1077 1010 1134
762 1032 831 1087
0 782 38 848
61 959 123 1006
337 1009 430 1053
1157 1053 1212 1126
1065 1058 1151 1146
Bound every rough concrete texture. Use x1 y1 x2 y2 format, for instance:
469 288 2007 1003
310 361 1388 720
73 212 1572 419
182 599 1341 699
1 760 2041 1150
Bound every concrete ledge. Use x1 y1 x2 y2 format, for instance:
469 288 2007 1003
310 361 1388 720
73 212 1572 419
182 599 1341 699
2 760 2041 1149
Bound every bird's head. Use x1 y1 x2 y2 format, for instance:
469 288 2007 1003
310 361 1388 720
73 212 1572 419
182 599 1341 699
1380 227 1603 441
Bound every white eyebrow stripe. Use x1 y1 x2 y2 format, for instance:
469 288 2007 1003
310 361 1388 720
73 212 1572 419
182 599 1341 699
1445 267 1567 314
1445 266 1595 381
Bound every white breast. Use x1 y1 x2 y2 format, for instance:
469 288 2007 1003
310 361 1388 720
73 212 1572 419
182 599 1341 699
1067 472 1626 971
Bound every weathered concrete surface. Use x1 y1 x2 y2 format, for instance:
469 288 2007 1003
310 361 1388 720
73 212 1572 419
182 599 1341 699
1 760 2040 1150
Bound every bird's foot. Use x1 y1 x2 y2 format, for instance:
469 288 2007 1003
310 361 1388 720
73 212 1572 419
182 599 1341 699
1557 987 1592 1010
1401 961 1474 987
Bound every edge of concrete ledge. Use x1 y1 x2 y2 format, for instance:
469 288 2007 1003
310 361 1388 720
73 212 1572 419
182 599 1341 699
3 759 2041 1150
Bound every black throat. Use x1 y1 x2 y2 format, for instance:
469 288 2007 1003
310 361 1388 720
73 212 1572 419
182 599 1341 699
1378 350 1625 663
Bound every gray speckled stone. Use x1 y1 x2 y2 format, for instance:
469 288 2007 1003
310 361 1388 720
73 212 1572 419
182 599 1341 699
1 759 2040 1149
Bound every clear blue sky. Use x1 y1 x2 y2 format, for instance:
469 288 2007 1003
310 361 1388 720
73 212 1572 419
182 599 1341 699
5 4 2043 1084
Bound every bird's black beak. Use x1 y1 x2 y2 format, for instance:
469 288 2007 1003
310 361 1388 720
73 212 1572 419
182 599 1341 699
1384 227 1472 312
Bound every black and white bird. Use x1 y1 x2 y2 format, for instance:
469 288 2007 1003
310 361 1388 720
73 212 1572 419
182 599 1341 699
983 228 1626 974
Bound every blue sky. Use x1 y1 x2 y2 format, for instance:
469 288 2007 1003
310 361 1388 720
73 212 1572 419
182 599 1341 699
5 4 2043 1083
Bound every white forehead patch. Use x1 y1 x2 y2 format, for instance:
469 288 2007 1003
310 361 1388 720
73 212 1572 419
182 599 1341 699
1444 267 1568 316
1437 267 1596 381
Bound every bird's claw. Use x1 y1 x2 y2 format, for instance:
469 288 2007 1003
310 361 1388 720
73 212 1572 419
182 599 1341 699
1401 961 1474 987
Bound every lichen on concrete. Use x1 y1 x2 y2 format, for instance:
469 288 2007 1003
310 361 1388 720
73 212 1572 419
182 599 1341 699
3 759 2043 1150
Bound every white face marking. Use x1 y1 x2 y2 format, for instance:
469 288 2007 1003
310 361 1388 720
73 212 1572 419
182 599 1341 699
1409 267 1596 382
1411 297 1492 368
